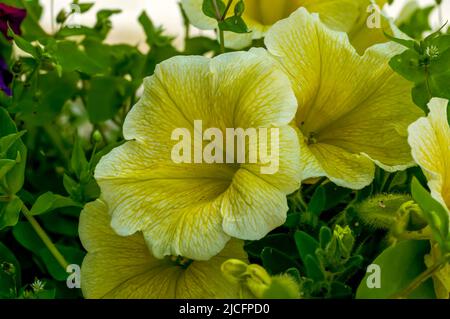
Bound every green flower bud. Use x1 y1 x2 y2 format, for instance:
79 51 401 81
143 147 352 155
354 194 412 229
245 264 272 298
221 259 248 283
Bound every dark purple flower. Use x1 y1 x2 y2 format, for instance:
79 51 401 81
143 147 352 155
0 58 12 96
0 3 27 40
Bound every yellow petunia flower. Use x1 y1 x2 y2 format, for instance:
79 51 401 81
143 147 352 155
181 0 394 53
94 52 301 261
254 8 423 190
79 200 249 298
408 98 450 213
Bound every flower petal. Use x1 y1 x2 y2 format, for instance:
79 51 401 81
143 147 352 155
80 200 247 298
408 98 450 212
221 169 289 239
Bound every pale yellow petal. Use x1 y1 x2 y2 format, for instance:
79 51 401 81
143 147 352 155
242 125 302 194
308 143 375 189
221 169 289 239
408 98 450 212
80 200 248 299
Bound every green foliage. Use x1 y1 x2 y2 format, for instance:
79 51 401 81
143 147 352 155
356 240 435 298
388 30 450 111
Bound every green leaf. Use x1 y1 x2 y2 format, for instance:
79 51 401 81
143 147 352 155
356 240 435 299
294 231 320 263
78 3 95 13
0 159 16 180
202 0 226 19
15 71 79 125
8 27 40 58
70 137 89 181
0 196 23 230
389 49 424 83
219 16 248 33
50 41 104 75
399 6 434 39
12 222 46 253
304 255 324 281
319 226 332 250
86 76 128 123
0 131 27 157
39 245 84 281
0 242 21 298
0 108 27 195
30 192 82 216
234 0 245 16
139 11 174 47
184 37 220 55
411 178 449 242
244 234 298 259
41 213 79 237
261 247 298 275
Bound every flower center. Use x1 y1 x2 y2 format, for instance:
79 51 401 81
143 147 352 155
169 255 194 269
243 0 302 26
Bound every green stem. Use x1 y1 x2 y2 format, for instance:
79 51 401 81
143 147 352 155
21 205 69 270
221 0 234 20
391 260 445 299
219 28 225 53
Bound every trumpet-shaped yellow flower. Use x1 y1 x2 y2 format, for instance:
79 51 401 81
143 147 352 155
181 0 394 53
79 200 248 298
408 98 450 213
254 8 423 190
94 52 301 261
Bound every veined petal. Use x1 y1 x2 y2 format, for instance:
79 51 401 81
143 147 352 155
80 200 247 299
408 98 450 212
264 8 422 189
221 169 289 240
308 143 375 190
242 125 302 194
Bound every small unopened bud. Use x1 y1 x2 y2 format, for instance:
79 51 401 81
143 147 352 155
245 264 272 298
221 259 248 283
92 130 102 143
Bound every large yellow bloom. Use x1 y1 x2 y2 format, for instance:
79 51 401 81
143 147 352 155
94 52 301 261
408 98 450 213
79 200 248 298
181 0 393 53
255 8 423 190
